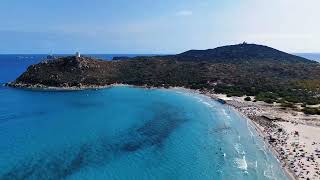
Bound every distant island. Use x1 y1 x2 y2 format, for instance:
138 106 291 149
6 43 320 114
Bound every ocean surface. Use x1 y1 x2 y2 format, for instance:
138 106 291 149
0 54 295 179
295 53 320 62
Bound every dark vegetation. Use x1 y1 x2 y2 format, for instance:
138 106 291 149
8 43 320 112
302 107 320 115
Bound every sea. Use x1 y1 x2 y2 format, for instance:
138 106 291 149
1 53 317 180
295 53 320 62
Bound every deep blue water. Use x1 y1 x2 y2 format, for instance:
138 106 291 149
295 53 320 62
0 55 289 179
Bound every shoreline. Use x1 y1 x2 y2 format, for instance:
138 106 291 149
149 86 318 180
201 92 320 180
5 83 320 179
4 82 131 91
164 87 319 180
231 107 297 180
170 87 297 179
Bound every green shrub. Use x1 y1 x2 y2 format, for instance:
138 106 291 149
302 107 320 115
264 99 274 104
280 102 296 108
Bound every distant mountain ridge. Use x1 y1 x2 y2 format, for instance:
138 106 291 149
174 43 315 63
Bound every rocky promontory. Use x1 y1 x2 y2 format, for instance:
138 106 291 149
7 56 122 88
7 43 320 108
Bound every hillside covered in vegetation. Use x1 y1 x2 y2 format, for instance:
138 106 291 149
7 43 320 113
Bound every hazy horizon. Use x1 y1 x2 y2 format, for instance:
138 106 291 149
1 52 320 62
0 45 320 55
0 51 320 55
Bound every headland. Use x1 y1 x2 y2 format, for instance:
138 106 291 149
6 43 320 179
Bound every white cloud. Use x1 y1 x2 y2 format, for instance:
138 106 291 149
176 10 193 16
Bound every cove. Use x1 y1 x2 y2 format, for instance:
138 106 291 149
0 86 288 180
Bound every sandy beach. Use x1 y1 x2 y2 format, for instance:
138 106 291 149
204 92 320 180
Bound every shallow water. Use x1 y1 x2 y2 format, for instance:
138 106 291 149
0 86 289 180
0 54 288 179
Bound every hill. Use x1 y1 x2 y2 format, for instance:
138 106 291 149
117 43 315 64
7 44 320 110
170 43 314 63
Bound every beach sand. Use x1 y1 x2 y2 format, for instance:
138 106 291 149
204 92 320 180
275 122 320 179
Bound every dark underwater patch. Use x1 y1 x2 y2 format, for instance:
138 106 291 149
0 103 188 179
1 144 92 180
0 111 46 124
120 103 187 152
68 101 105 109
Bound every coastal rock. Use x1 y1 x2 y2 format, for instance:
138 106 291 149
6 44 320 108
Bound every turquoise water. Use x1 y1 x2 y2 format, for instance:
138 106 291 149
0 86 288 180
0 54 288 179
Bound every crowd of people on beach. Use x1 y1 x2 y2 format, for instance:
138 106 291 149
266 123 320 179
223 97 320 180
203 91 320 179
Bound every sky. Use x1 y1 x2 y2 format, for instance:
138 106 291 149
0 0 319 54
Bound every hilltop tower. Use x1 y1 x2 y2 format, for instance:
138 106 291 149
76 52 81 58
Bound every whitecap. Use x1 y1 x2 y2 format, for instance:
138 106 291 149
234 143 246 155
235 156 248 172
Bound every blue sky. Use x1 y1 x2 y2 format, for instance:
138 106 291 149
0 0 318 54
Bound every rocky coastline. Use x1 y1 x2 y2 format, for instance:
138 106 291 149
5 82 116 91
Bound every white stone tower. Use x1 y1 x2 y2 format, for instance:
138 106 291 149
76 52 81 58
